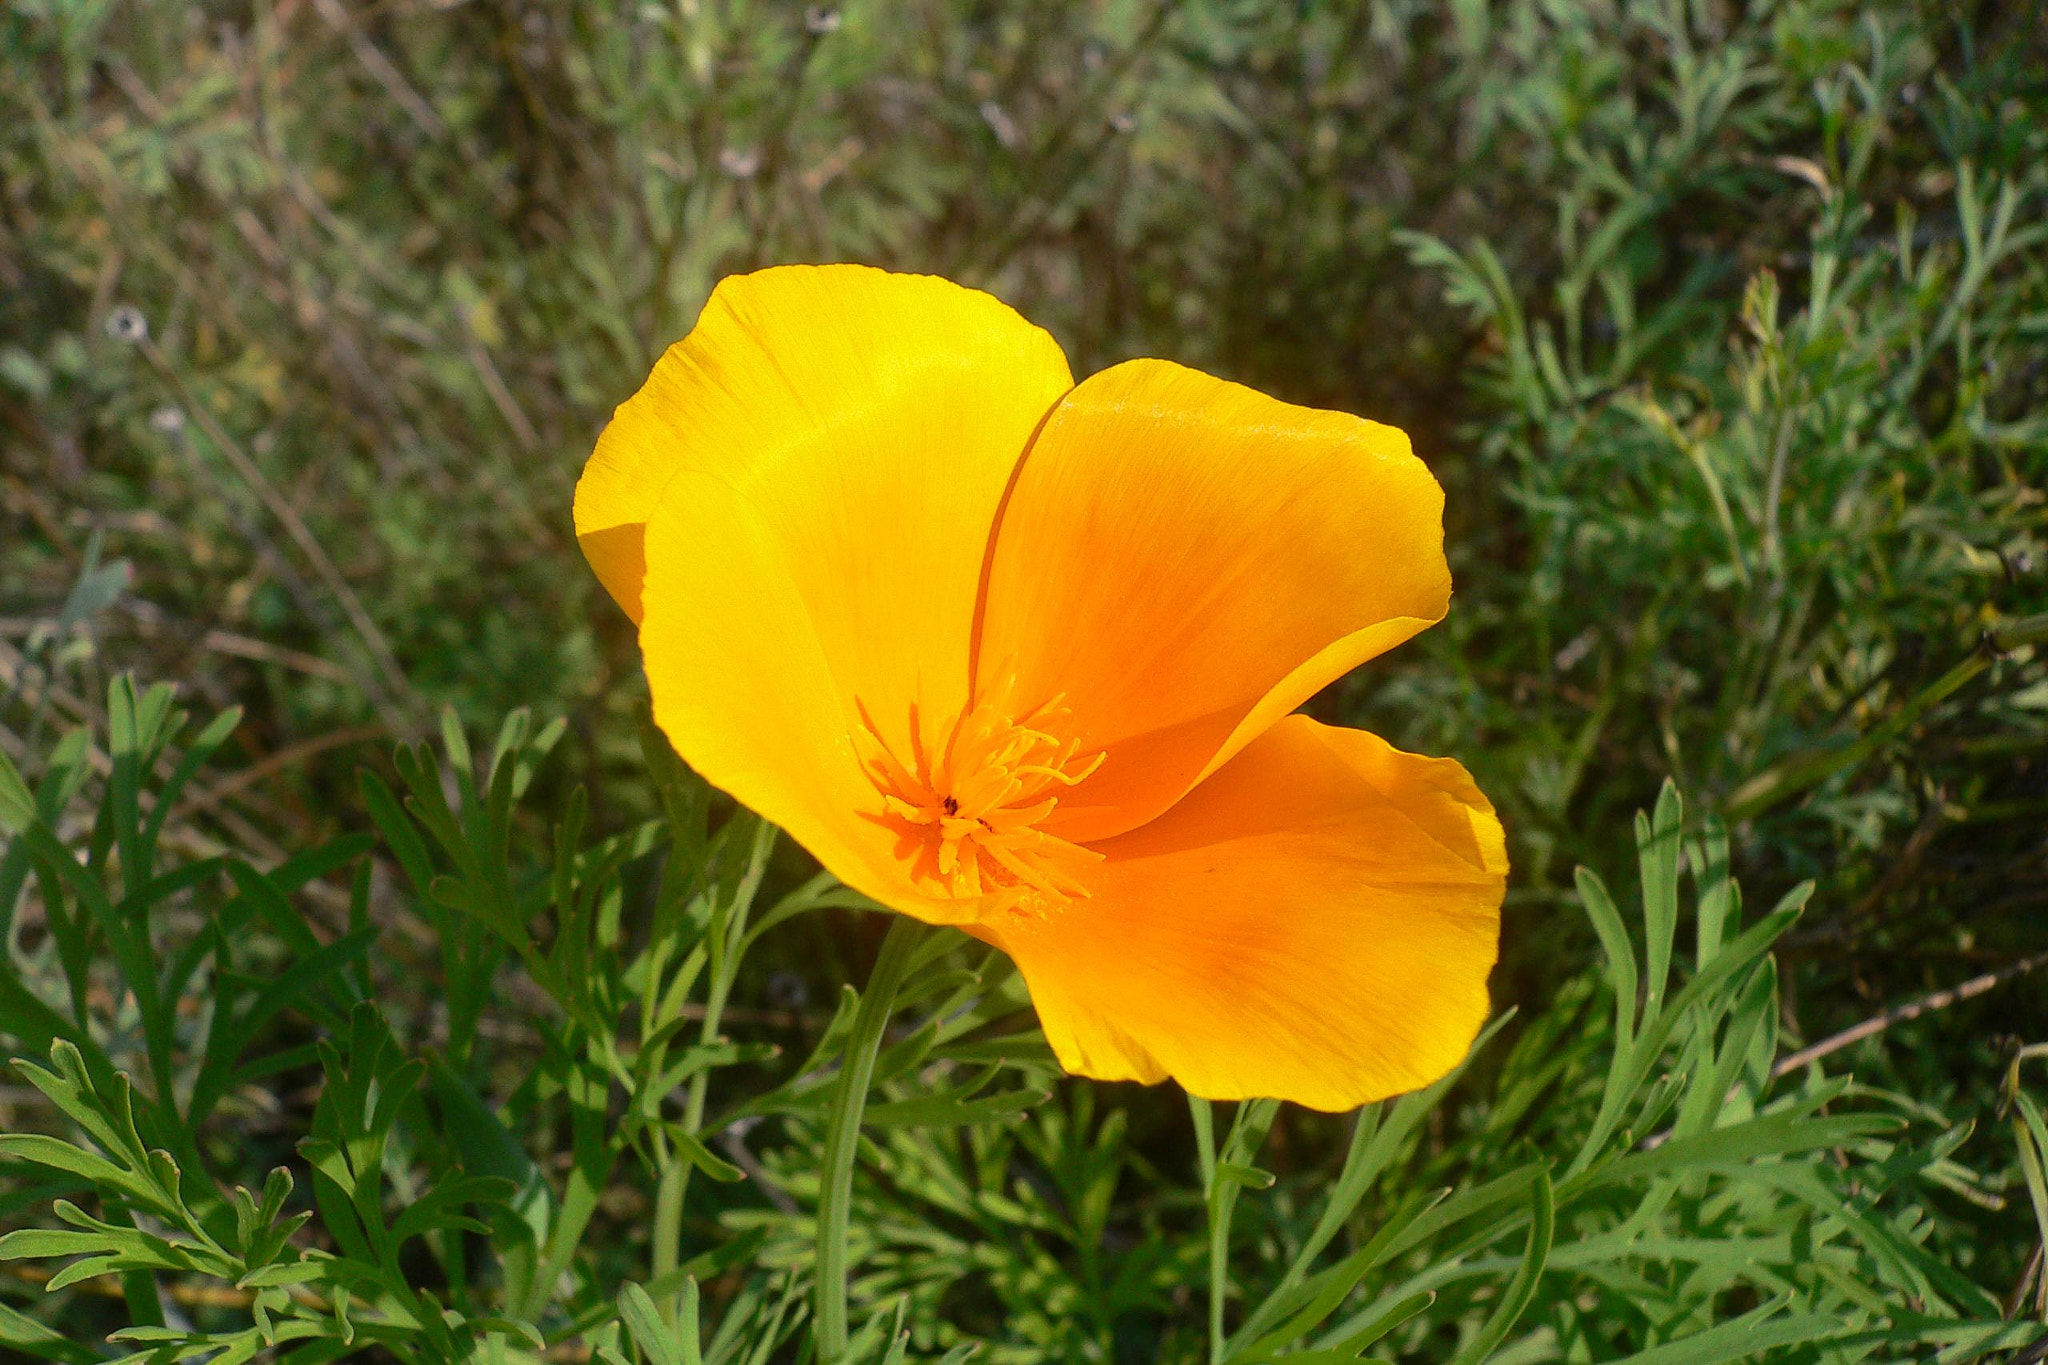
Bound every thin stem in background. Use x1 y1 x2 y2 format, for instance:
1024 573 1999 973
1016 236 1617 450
127 329 420 732
1726 611 2048 821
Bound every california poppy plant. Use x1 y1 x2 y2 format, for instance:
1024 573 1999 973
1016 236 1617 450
576 264 1505 1112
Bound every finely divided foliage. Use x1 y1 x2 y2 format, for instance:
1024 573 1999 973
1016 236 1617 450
3 0 2045 1361
0 687 2037 1360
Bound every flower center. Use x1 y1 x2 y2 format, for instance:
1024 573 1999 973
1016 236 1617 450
855 680 1104 913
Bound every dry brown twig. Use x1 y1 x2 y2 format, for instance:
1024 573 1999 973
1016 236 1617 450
0 638 360 918
306 0 445 137
171 722 388 820
1770 952 2048 1081
124 327 419 732
1638 951 2048 1154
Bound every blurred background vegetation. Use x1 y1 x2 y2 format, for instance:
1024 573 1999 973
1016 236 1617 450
3 0 2046 1360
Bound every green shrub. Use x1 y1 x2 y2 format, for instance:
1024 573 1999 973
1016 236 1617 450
0 683 2041 1360
3 0 2044 1358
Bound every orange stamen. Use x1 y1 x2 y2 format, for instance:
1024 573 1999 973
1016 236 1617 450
854 677 1103 915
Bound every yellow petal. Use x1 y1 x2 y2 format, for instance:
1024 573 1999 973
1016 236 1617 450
980 716 1505 1111
976 359 1450 843
576 262 1071 634
605 265 1074 920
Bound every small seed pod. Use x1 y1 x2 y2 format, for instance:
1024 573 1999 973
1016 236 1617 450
106 305 149 344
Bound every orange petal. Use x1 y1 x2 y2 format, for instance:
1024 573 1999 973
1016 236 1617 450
600 266 1073 921
577 264 1070 633
975 360 1450 842
979 716 1505 1111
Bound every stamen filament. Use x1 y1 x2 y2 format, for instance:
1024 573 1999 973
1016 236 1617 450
855 675 1104 915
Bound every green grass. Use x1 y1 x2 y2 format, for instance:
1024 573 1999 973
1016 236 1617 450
2 0 2045 1360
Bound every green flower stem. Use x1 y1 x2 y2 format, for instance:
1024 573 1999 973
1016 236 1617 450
1189 1097 1224 1364
814 916 924 1360
651 1158 688 1289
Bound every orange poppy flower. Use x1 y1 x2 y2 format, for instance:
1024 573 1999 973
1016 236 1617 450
576 264 1505 1112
